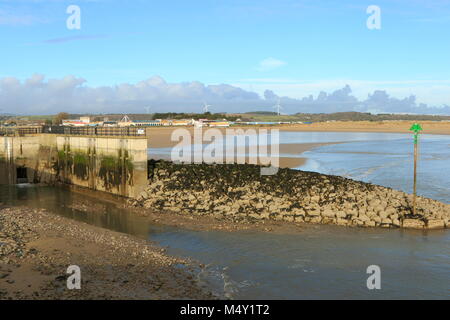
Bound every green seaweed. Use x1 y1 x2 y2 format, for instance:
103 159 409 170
53 146 134 193
98 152 134 192
73 152 89 180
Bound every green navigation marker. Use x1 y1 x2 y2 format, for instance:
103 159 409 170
409 123 422 216
410 123 423 133
410 123 423 144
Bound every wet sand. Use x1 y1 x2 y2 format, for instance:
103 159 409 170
147 127 342 169
0 205 214 300
146 121 450 149
276 120 450 135
145 121 450 169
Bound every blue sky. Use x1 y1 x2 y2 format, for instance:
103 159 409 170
1 0 450 114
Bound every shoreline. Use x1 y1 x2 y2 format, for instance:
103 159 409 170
145 121 450 149
59 179 450 233
149 142 334 170
0 205 215 300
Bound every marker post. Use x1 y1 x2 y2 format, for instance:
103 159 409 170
409 123 423 216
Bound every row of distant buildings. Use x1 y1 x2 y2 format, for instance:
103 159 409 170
62 116 232 128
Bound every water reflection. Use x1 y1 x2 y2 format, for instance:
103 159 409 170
1 185 151 239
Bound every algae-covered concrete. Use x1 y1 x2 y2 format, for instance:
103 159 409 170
0 134 148 198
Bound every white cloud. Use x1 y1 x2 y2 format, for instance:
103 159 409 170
256 57 287 72
1 74 448 115
0 74 261 115
234 78 450 106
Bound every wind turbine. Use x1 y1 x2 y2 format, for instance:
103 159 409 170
144 106 151 114
203 102 212 113
274 99 283 116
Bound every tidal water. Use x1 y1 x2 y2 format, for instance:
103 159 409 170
298 133 450 204
2 132 449 299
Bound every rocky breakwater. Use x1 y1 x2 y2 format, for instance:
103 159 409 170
130 161 450 230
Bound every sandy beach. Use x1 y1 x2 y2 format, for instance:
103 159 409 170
146 121 450 147
146 121 450 169
277 120 450 135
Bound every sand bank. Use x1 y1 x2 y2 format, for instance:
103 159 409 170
146 127 342 169
145 121 450 149
145 121 450 169
277 120 450 135
0 206 214 300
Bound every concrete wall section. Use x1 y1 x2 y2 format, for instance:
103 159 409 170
0 134 148 199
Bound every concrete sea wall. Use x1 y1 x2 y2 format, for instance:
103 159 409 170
131 160 450 230
0 134 148 198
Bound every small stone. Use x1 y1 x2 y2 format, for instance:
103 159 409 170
307 209 320 217
392 219 401 227
365 221 376 227
336 211 347 219
336 218 348 226
309 217 322 224
321 209 335 218
139 191 149 200
402 219 425 229
426 219 445 230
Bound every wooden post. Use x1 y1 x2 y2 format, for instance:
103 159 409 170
409 123 422 216
413 134 418 216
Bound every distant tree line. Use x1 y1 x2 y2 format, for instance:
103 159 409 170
291 112 450 122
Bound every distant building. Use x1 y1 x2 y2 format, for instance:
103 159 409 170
172 120 192 126
62 120 87 127
80 116 91 124
62 117 91 127
103 121 118 127
209 121 231 128
131 120 162 127
193 120 206 128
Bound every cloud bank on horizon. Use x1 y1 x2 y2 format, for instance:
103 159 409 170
1 74 449 116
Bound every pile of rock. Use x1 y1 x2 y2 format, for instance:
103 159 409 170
130 161 450 230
